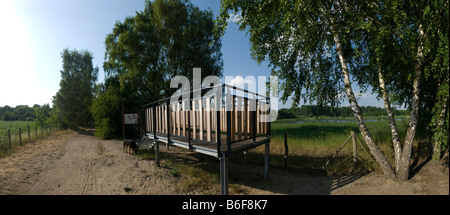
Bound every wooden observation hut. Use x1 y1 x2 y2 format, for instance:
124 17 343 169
135 83 271 195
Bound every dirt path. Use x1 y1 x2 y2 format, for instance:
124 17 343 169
0 130 176 195
0 130 448 195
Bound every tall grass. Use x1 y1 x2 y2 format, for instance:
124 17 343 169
0 121 55 157
247 117 411 175
135 117 415 193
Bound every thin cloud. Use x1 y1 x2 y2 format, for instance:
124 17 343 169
227 76 254 86
227 12 242 23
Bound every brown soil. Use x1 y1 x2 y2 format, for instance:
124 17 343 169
0 130 448 195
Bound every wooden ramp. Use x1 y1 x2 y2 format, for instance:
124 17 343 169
135 84 271 195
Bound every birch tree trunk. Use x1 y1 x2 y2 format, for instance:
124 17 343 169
376 62 402 173
396 24 424 182
331 24 396 180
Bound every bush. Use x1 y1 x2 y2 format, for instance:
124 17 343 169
91 85 122 139
94 118 118 139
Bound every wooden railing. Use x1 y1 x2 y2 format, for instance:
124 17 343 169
139 84 270 156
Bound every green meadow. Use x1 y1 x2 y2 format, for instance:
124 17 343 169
135 115 415 194
0 121 54 157
246 116 412 175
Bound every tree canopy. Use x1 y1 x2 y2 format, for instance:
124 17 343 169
92 0 223 138
53 49 98 128
216 0 449 181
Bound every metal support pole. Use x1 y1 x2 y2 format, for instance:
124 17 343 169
226 109 231 156
216 107 221 157
219 153 229 195
155 140 160 167
264 141 269 180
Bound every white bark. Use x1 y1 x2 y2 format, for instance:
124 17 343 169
377 65 402 173
330 21 396 180
397 24 424 182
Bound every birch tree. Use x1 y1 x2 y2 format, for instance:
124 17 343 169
216 0 449 181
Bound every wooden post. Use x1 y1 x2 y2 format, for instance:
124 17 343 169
323 134 352 168
8 129 11 149
351 131 357 170
175 103 179 136
28 125 31 142
199 99 203 140
166 100 171 150
284 130 289 169
206 97 211 141
153 104 160 167
157 106 160 133
19 127 22 146
193 100 197 139
188 101 191 148
237 97 242 140
172 104 176 134
231 96 235 142
35 126 37 139
182 101 186 137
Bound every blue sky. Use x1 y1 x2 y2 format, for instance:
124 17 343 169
0 0 383 109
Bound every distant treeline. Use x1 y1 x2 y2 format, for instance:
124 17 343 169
0 104 51 121
277 105 409 119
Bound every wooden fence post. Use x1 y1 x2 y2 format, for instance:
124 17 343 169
351 131 357 170
28 125 31 142
19 127 22 146
35 126 37 139
323 134 352 169
284 130 289 169
8 129 11 149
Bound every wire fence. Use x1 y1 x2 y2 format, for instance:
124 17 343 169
0 123 59 157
